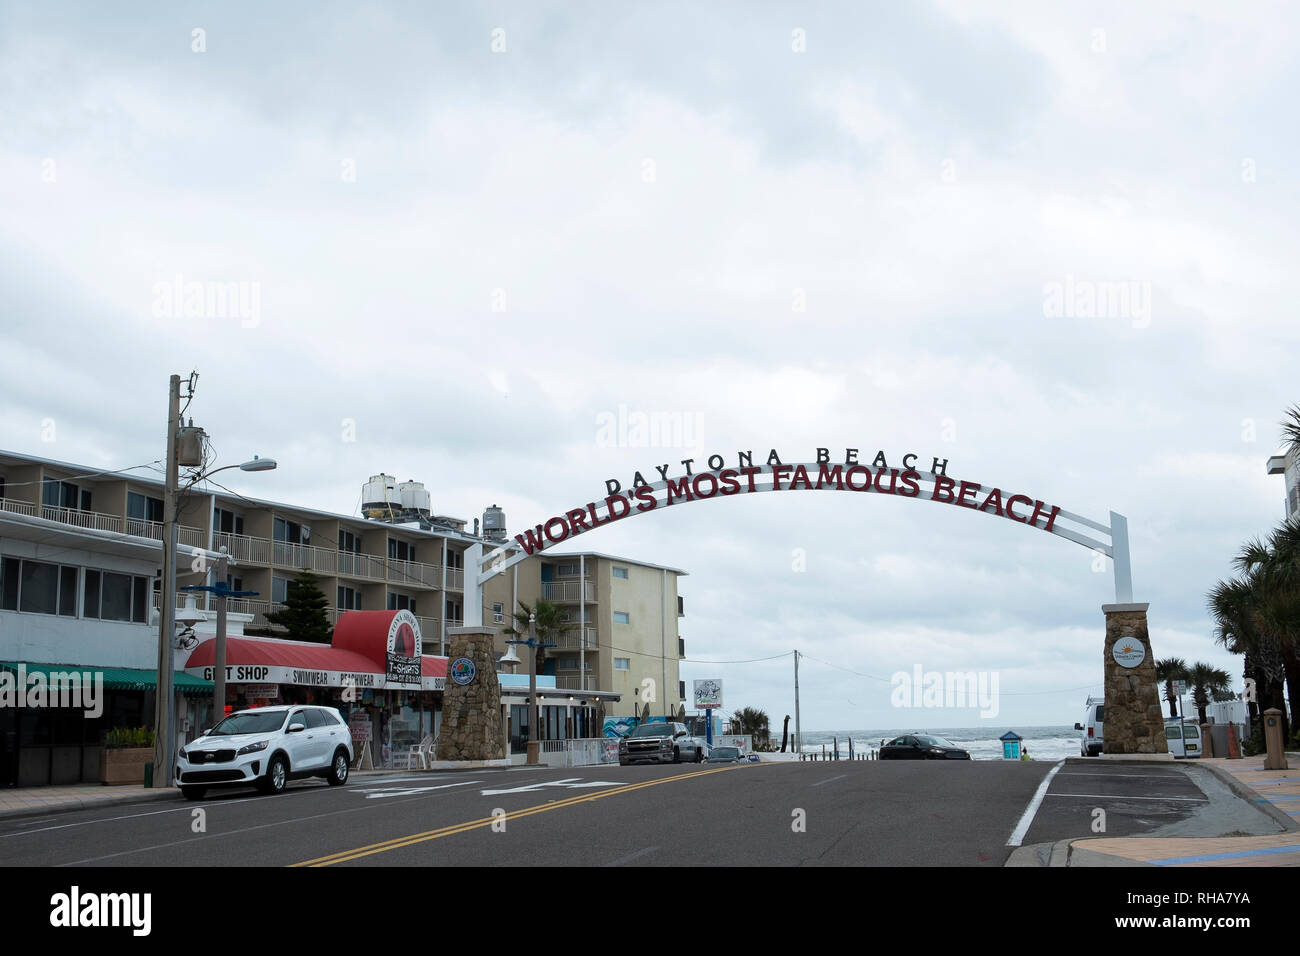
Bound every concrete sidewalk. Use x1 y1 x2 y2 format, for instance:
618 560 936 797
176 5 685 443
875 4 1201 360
0 769 421 822
1054 754 1300 867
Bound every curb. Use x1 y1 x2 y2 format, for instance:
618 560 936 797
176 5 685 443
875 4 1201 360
1196 761 1300 833
0 788 179 823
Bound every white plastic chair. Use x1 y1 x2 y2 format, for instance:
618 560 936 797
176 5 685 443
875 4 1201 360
404 734 435 769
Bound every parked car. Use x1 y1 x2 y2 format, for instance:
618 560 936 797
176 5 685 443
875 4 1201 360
879 734 971 760
1165 718 1202 759
175 705 353 800
1075 696 1104 756
706 745 745 763
618 721 706 765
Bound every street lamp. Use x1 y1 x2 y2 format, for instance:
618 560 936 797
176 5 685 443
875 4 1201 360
505 611 555 765
152 374 278 789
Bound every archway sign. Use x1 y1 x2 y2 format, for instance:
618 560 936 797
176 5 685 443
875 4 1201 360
464 447 1167 756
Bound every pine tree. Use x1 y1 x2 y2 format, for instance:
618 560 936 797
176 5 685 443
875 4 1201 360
264 571 332 644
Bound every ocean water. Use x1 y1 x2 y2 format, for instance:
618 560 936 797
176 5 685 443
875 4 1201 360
794 726 1079 761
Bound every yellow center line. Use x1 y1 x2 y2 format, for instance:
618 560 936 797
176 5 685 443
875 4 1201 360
290 763 770 867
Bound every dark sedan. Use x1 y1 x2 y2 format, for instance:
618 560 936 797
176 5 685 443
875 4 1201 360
879 734 971 760
706 745 745 763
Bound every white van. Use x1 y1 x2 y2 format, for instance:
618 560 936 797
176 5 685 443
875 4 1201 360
1164 718 1201 758
1076 697 1104 756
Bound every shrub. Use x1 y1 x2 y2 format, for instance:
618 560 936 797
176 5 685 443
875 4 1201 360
104 726 155 749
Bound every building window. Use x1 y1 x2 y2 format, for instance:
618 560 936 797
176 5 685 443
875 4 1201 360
272 576 290 604
338 586 362 610
556 658 579 672
2 558 81 617
556 562 581 578
679 681 686 699
127 491 165 527
388 592 416 613
214 507 244 535
81 567 149 623
678 595 684 616
338 529 361 553
43 479 90 512
446 549 464 570
388 538 415 562
273 517 304 544
613 611 630 625
612 566 629 579
614 658 630 670
445 598 461 620
493 602 504 624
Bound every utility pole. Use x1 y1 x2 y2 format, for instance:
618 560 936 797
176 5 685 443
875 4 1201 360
793 649 802 755
152 374 181 788
214 552 228 723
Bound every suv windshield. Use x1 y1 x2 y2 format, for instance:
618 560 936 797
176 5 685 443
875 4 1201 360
713 747 739 758
208 711 288 736
629 723 676 738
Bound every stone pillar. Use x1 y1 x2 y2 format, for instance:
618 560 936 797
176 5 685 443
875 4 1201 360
1101 603 1169 756
435 627 505 761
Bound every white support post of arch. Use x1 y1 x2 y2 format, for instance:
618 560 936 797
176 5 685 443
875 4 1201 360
465 542 483 627
1109 511 1133 605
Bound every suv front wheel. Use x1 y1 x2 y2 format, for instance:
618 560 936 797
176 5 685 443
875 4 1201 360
259 754 288 795
327 749 350 786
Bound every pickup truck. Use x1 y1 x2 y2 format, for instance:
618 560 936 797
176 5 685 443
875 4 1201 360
618 721 706 765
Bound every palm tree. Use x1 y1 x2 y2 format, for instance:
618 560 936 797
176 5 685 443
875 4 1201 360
731 707 771 749
502 598 573 675
1185 661 1232 724
1208 560 1292 736
1155 658 1188 718
1233 523 1300 734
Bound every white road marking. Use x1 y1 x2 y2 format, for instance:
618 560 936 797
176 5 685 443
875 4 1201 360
1006 759 1064 847
811 774 847 788
480 778 622 796
1045 792 1206 802
604 846 659 866
356 781 481 800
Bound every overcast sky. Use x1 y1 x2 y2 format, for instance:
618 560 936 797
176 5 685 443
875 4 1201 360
2 1 1296 732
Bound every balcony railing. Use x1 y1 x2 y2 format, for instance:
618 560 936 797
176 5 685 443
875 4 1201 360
386 558 442 588
272 540 338 574
444 567 464 590
555 675 598 691
336 551 387 581
543 581 595 603
213 531 271 565
554 629 598 651
0 497 38 518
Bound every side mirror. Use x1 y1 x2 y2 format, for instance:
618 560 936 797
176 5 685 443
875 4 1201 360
1073 723 1083 731
288 723 306 734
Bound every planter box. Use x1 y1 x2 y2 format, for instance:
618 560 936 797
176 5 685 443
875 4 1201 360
100 747 153 786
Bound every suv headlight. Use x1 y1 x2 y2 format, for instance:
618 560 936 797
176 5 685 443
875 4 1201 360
178 747 188 760
237 740 269 756
660 739 672 749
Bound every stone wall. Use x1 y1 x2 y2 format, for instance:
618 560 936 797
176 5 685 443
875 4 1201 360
1102 603 1169 755
435 627 505 761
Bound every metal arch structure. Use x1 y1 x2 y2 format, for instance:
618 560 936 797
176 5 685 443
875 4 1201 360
461 462 1134 626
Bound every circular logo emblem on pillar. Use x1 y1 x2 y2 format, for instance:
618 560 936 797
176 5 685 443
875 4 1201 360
1111 637 1146 668
450 657 477 686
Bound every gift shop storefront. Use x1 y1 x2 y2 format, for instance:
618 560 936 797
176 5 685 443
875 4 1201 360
182 610 447 768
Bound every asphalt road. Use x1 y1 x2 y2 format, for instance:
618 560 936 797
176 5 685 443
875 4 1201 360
0 759 1064 867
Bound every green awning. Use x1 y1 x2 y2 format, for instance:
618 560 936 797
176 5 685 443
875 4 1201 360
0 662 213 696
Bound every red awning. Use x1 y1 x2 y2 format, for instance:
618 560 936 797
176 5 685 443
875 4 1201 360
184 635 376 673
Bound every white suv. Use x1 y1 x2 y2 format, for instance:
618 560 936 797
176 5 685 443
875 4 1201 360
176 705 353 801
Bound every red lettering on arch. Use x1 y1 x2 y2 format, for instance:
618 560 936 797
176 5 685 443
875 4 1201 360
932 475 956 503
544 517 570 543
816 465 844 490
846 466 872 491
1005 494 1032 522
566 508 590 532
515 526 546 554
665 477 694 504
977 488 1005 516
